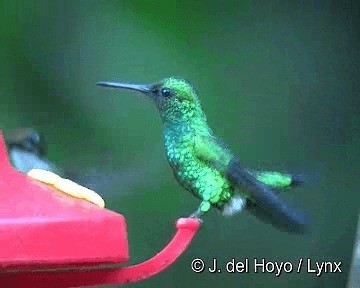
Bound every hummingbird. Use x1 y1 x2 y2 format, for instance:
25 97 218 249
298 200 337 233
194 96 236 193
5 128 63 175
4 128 165 197
97 77 309 234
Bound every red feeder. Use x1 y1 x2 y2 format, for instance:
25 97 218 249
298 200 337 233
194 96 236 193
0 131 201 287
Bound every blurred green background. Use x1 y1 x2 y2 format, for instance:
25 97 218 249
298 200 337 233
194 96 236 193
1 1 359 287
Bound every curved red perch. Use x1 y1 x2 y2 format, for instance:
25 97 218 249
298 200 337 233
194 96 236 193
0 130 201 287
2 218 200 288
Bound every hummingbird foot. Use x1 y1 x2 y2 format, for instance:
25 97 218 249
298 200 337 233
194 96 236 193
189 209 204 223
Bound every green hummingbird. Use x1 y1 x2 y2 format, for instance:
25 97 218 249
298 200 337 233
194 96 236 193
97 77 309 234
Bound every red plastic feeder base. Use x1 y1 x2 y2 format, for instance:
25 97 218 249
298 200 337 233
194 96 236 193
0 131 201 287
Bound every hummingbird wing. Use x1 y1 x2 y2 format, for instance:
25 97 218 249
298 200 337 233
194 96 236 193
238 169 308 233
194 135 309 234
245 192 307 233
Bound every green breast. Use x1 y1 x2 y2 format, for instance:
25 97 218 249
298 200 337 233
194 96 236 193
164 129 233 207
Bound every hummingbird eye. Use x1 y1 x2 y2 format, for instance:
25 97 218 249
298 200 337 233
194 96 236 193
161 88 172 97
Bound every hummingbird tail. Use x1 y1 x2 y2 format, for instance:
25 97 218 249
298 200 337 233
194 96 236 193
226 159 310 234
252 163 325 190
288 174 305 187
246 169 306 190
245 201 310 234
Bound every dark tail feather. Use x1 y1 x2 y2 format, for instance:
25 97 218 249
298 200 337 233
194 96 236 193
289 173 305 187
278 162 325 189
245 201 310 234
226 159 310 234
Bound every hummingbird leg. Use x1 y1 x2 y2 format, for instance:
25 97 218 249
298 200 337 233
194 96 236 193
189 208 204 223
189 200 211 222
190 209 202 218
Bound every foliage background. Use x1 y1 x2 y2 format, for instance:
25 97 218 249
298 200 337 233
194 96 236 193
0 1 359 287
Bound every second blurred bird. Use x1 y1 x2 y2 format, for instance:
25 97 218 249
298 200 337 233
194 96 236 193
4 128 164 198
5 128 63 175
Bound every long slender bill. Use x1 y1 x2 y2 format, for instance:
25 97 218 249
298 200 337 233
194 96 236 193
96 82 150 94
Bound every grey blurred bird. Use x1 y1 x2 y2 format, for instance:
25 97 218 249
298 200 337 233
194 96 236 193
4 128 165 199
5 128 63 175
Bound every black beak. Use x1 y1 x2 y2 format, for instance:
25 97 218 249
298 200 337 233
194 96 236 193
96 81 151 95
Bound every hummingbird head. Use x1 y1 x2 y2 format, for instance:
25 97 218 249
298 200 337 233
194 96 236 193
5 128 47 157
97 77 206 126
